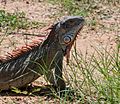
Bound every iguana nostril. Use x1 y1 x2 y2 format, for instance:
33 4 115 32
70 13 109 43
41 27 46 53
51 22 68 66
64 36 71 43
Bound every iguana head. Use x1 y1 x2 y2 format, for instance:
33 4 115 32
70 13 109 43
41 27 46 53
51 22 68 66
56 16 84 47
55 16 85 63
41 16 84 63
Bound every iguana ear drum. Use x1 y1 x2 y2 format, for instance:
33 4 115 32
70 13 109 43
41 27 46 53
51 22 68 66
63 34 74 44
63 36 71 43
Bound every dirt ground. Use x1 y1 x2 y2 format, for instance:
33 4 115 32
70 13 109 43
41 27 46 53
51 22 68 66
0 0 120 104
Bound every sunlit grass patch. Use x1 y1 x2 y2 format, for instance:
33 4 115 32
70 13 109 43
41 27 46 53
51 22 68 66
63 46 120 103
0 10 44 33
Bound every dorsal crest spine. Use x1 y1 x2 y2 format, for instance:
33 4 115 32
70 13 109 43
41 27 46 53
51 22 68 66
0 36 47 62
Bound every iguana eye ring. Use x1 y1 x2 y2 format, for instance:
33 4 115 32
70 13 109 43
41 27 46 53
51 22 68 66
63 36 71 43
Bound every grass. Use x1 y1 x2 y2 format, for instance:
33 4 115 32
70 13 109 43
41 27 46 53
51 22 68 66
49 0 119 16
49 0 89 16
49 0 119 31
65 47 120 103
0 10 44 33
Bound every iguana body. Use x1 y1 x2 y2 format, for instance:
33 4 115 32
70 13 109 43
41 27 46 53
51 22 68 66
0 16 84 90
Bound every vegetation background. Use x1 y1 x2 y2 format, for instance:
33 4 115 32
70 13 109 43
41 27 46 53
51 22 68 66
0 0 119 103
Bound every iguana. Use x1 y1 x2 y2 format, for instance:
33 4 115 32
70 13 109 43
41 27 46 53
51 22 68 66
0 16 84 91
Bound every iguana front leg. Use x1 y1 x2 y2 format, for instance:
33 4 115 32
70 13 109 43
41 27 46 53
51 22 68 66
45 51 65 91
54 54 66 91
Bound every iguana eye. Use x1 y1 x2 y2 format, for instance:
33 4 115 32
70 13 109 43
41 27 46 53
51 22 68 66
69 20 73 23
62 20 75 28
68 20 75 25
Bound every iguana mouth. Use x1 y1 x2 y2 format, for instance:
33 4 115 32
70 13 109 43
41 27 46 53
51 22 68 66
65 25 84 64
